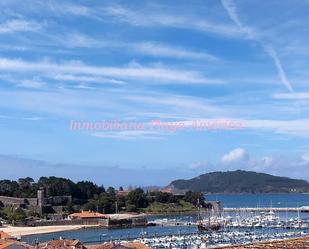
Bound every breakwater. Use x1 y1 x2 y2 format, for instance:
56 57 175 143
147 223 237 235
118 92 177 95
223 207 309 212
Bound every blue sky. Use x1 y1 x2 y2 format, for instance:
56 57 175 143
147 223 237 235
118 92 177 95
0 0 308 187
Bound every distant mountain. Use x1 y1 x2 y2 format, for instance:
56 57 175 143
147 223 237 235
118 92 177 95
169 170 309 194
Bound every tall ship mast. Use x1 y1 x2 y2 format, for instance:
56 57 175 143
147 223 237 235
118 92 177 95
197 200 224 231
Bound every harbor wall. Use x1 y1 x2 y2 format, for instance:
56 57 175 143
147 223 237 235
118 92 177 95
28 218 109 227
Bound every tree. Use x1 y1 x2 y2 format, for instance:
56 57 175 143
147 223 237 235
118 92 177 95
127 188 148 209
0 206 27 224
97 195 115 214
75 181 104 200
0 180 19 197
14 208 27 222
106 187 116 196
18 177 34 189
125 203 137 212
82 200 97 212
38 177 76 196
151 191 175 203
184 191 205 206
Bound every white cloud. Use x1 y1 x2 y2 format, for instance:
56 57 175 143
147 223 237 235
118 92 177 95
91 130 166 140
133 42 218 61
302 154 309 163
0 19 42 33
221 148 248 164
273 92 309 100
0 74 46 89
18 79 46 89
125 94 224 116
217 149 309 180
52 32 219 61
251 155 309 180
221 0 295 93
102 5 242 37
186 149 309 179
0 87 224 120
188 161 209 170
244 119 309 137
260 156 273 167
221 0 256 39
61 4 93 17
0 114 43 121
264 46 294 93
59 33 103 48
72 84 96 90
49 74 126 85
0 57 224 85
1 2 239 37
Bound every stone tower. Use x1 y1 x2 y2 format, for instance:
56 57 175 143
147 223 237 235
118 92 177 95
37 188 44 214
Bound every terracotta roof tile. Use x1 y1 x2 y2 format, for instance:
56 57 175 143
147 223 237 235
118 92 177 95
0 232 11 240
69 211 107 219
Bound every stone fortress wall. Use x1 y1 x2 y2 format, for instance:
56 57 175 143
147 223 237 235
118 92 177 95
0 189 71 214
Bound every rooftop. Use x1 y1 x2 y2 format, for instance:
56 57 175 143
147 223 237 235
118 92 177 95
0 232 10 240
37 239 86 249
69 211 108 219
88 242 151 249
0 240 32 249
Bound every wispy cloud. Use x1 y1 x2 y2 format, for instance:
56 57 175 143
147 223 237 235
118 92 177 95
124 94 223 115
0 2 239 38
244 119 309 137
0 57 224 85
50 74 126 85
221 0 295 93
0 114 43 121
102 5 242 37
264 46 294 93
51 32 219 61
91 130 167 140
51 32 111 49
0 19 42 33
132 42 218 61
0 87 223 120
17 78 46 89
0 74 46 89
273 92 309 100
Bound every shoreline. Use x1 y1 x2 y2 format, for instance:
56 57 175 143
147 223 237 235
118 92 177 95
1 224 100 237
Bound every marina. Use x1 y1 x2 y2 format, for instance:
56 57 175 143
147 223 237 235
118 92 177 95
122 230 308 249
21 210 309 247
21 223 309 248
18 194 309 248
151 210 309 229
